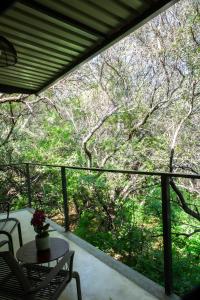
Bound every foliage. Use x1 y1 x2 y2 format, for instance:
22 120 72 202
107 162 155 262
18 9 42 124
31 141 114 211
0 0 199 296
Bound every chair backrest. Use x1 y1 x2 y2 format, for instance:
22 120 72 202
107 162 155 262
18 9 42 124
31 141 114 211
0 251 32 300
0 201 10 219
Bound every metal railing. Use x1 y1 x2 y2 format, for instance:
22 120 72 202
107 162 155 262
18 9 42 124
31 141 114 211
1 162 200 296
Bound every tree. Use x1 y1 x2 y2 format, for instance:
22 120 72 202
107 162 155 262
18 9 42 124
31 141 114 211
0 0 199 295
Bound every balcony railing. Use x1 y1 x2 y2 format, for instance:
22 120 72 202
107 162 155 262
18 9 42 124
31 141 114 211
0 162 199 297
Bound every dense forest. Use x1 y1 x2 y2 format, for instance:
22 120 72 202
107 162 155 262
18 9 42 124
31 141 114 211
0 0 199 296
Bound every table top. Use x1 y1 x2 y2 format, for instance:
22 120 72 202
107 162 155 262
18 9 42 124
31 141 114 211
16 237 69 264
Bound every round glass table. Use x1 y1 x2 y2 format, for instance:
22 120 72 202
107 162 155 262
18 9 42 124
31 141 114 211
16 237 69 264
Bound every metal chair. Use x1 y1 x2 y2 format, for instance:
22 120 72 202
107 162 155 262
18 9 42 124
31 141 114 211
0 250 82 300
0 201 23 254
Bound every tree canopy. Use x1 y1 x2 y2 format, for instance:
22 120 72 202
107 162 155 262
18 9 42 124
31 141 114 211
0 0 199 296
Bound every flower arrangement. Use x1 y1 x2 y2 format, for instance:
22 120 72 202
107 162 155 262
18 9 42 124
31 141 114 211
31 210 50 238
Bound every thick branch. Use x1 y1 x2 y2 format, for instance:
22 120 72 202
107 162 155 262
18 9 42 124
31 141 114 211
153 229 200 238
0 94 29 104
127 99 161 141
83 106 119 167
169 94 194 172
0 123 15 147
172 229 200 237
170 180 200 221
190 27 200 46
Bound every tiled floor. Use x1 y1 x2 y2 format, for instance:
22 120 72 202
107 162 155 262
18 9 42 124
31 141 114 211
0 210 159 300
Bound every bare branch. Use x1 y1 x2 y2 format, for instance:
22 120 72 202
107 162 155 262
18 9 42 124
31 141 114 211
169 86 195 172
0 94 29 104
170 179 200 221
83 106 119 167
172 229 200 237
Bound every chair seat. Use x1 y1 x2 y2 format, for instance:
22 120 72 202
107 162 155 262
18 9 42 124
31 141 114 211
24 265 70 300
0 294 22 300
0 265 70 300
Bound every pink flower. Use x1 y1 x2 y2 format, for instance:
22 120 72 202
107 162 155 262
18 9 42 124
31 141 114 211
31 209 49 237
31 210 46 227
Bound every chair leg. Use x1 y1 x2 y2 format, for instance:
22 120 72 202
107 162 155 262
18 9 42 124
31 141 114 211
17 222 23 247
73 271 82 300
8 235 14 255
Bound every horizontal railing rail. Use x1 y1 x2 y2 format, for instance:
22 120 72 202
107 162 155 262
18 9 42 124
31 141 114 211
0 162 199 296
0 162 199 179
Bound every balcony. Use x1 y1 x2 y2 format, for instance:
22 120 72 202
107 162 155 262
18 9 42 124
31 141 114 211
0 208 174 300
1 162 199 299
0 1 197 299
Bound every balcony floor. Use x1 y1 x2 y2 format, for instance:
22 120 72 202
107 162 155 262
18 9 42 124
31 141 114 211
0 209 167 300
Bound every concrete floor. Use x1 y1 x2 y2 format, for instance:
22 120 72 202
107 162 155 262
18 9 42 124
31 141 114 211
0 210 159 300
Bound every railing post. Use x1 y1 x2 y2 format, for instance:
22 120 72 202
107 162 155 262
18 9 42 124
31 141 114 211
25 163 32 208
61 166 69 231
161 175 173 295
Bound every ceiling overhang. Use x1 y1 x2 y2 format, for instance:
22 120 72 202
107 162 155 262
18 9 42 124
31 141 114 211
0 0 179 94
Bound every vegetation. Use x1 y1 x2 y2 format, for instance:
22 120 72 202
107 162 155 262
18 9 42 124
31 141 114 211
0 0 199 296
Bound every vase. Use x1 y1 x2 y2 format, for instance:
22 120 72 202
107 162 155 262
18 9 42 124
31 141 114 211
35 234 50 251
